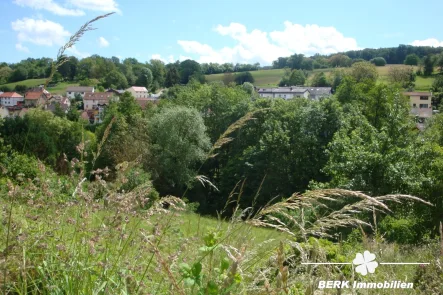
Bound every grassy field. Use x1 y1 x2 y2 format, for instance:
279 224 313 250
1 194 440 294
206 69 285 87
205 65 437 91
0 79 80 95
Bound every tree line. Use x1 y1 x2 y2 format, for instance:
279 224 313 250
0 55 262 91
271 44 443 73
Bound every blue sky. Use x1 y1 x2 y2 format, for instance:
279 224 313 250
1 0 443 65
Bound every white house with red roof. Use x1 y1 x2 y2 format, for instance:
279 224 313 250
125 86 149 99
0 92 24 106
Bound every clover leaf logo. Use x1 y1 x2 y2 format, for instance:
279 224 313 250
353 250 378 276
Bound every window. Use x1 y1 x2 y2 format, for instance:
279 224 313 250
420 96 429 100
419 104 429 108
413 103 416 107
68 92 72 94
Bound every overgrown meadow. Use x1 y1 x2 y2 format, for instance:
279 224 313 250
1 14 443 295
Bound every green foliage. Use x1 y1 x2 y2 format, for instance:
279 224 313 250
404 54 420 66
104 70 128 89
136 67 153 89
311 72 329 87
423 55 434 76
350 61 379 84
165 66 180 87
180 59 202 84
379 215 424 244
288 69 306 86
242 81 254 94
370 57 387 66
1 109 93 171
147 106 211 193
234 71 255 85
14 84 27 93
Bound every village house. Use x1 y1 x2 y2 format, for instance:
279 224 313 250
0 92 24 106
83 92 118 110
125 86 149 99
403 91 433 120
83 92 119 124
47 95 71 114
106 88 125 96
257 86 332 100
66 86 94 99
24 87 51 106
257 87 310 99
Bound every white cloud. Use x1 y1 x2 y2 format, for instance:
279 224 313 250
66 45 90 58
13 0 120 16
98 36 110 47
13 0 84 16
410 38 443 47
69 0 121 13
16 43 30 53
151 54 166 63
11 18 70 46
178 22 360 65
150 54 190 63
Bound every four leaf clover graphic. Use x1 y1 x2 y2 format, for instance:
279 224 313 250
353 250 378 275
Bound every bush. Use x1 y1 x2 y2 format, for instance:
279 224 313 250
0 85 12 92
14 84 27 93
234 72 254 85
379 215 424 244
370 57 387 66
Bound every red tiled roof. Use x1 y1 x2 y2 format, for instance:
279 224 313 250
25 92 45 100
0 92 23 98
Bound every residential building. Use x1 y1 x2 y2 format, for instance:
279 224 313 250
257 86 333 100
257 87 310 99
24 87 51 106
83 92 118 111
0 92 24 106
47 96 71 114
307 87 333 100
403 91 433 119
66 86 94 99
125 86 149 99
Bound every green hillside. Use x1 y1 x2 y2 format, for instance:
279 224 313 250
205 65 436 91
0 79 80 95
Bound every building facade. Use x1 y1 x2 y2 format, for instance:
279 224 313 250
83 92 118 110
66 86 94 99
0 92 24 106
257 87 332 100
125 86 149 99
403 91 433 119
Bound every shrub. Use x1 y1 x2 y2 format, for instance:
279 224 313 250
234 72 254 85
379 215 424 244
370 57 387 66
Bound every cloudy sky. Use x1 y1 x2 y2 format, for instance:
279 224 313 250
1 0 443 65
